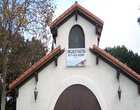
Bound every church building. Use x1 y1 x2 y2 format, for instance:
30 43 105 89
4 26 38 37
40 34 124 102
9 1 140 110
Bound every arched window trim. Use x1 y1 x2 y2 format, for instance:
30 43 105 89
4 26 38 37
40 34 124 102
69 25 85 48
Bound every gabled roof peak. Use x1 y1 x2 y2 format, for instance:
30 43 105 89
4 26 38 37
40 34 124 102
75 1 78 4
50 1 104 29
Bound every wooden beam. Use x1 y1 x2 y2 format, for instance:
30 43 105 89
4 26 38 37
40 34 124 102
51 10 103 32
15 88 19 97
35 72 38 82
51 26 58 43
97 35 100 46
50 9 103 37
96 24 102 46
14 49 65 89
138 85 140 95
96 24 98 35
55 56 58 66
75 10 78 21
96 54 99 65
117 69 120 81
54 36 56 44
96 24 102 36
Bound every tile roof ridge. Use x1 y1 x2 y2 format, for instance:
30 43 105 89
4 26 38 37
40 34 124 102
49 1 104 29
76 3 104 25
93 44 140 81
49 2 77 28
9 45 61 90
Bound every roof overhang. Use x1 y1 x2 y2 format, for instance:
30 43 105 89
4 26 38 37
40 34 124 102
50 1 104 38
89 45 140 85
9 46 65 90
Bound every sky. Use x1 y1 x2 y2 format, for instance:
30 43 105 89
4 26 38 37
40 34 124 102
53 0 140 55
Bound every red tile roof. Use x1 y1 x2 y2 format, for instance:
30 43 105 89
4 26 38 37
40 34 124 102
9 45 62 90
9 44 140 90
93 44 140 81
50 1 104 29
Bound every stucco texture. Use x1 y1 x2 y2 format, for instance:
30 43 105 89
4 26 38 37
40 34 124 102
17 15 140 110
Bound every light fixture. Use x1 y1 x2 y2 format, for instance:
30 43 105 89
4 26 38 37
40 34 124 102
118 86 122 101
34 87 38 102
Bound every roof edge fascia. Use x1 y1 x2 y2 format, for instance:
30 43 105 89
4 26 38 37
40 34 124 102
50 2 104 30
9 46 64 90
92 45 140 84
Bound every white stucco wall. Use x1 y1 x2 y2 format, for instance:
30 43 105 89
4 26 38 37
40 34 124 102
17 15 140 110
56 15 97 49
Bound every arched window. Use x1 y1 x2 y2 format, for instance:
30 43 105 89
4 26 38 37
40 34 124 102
69 25 85 48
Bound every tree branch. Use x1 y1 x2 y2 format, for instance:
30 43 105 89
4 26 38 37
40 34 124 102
0 40 3 46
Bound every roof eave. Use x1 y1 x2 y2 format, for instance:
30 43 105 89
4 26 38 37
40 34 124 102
91 45 140 84
50 2 104 30
9 46 65 90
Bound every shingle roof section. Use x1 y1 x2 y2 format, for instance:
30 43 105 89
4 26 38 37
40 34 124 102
9 45 61 90
93 44 140 81
49 1 104 29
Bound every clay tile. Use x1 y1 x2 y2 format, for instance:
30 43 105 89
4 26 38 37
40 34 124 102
32 64 36 70
9 85 12 89
93 44 140 81
9 45 62 90
23 71 27 76
49 51 53 56
53 49 57 53
21 74 26 79
28 68 32 73
42 56 46 60
19 75 23 79
45 55 49 60
39 59 43 63
10 81 16 88
36 60 40 64
15 79 19 83
50 2 103 28
12 81 16 85
40 57 44 61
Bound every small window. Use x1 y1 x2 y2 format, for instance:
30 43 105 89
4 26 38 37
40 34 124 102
69 25 85 48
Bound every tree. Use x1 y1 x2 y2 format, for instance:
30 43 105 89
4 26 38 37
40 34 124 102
0 0 56 110
0 33 46 110
0 34 46 110
5 36 46 110
7 36 46 83
104 45 140 75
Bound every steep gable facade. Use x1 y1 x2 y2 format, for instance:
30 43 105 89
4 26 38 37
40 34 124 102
9 2 140 110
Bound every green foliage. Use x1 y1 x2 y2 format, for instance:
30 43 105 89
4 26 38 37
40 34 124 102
104 46 140 75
